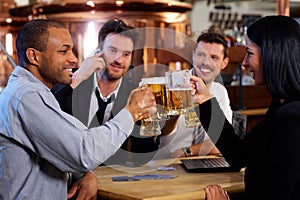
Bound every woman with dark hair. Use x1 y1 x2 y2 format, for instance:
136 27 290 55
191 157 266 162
195 15 300 199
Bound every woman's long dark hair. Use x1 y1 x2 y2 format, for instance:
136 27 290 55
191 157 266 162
247 16 300 100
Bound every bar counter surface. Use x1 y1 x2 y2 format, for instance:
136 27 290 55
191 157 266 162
93 156 245 200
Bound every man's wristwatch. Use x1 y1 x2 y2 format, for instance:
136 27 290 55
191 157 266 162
182 147 193 157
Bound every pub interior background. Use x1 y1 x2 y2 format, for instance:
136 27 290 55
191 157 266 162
1 0 299 130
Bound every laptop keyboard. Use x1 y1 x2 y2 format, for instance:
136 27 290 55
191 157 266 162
200 157 230 168
181 157 240 172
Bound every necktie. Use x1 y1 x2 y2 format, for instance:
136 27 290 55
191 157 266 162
95 88 111 125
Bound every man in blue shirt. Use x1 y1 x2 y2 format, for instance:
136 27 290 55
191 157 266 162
0 19 155 199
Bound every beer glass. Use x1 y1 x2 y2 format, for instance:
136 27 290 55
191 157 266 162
165 70 201 127
140 120 161 137
139 77 169 136
184 105 201 128
165 70 194 115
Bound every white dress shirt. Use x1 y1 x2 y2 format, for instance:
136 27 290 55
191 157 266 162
88 73 122 126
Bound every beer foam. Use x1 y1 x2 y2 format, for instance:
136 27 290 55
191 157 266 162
141 77 166 84
168 88 192 91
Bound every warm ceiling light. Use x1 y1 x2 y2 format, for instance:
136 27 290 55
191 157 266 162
6 33 13 56
115 0 124 6
5 18 12 23
86 1 95 7
83 21 97 59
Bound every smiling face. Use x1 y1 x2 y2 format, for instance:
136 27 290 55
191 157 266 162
242 37 264 86
100 33 133 81
31 27 78 88
192 41 229 88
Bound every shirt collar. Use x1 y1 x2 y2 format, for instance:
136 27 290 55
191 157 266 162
93 73 122 101
12 66 51 92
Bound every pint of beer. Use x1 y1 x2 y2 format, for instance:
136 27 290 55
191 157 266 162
141 77 169 121
165 70 193 115
140 120 161 137
167 88 193 115
139 77 169 136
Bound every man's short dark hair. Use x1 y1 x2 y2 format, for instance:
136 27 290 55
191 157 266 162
195 31 228 59
16 19 67 67
98 18 137 49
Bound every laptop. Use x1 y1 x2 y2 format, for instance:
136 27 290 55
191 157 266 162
181 156 240 173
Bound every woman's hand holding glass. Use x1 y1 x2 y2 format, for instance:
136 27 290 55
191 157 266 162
190 74 212 104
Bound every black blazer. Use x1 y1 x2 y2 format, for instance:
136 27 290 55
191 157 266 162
52 75 159 165
199 97 300 200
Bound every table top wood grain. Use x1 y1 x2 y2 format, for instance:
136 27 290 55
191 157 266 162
93 157 245 200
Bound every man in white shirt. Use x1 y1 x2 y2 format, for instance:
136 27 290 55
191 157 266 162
156 31 232 159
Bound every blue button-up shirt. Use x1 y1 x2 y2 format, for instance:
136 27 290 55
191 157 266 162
0 66 134 199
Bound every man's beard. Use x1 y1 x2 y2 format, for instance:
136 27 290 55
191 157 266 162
103 66 125 81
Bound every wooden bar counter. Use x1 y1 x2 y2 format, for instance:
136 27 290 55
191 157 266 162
93 157 245 200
